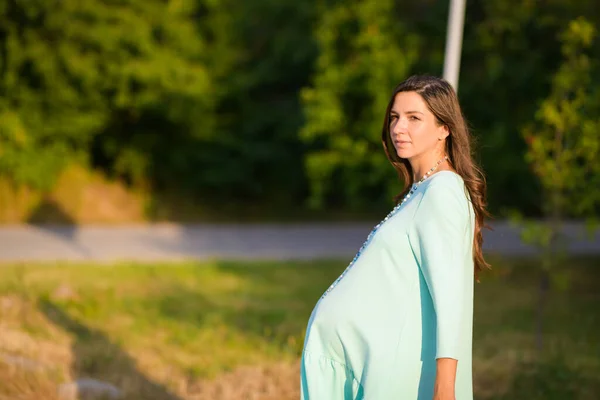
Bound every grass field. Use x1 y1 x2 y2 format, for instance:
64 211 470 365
0 256 598 399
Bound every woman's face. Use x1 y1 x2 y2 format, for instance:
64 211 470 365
389 91 448 161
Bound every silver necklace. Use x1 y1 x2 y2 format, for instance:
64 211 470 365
319 155 449 299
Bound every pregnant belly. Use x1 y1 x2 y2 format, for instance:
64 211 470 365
305 280 412 368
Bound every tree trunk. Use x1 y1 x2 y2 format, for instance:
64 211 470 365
536 269 550 351
536 180 562 352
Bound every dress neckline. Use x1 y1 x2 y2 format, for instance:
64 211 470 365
425 169 462 181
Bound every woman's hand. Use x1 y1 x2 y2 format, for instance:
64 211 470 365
433 358 457 400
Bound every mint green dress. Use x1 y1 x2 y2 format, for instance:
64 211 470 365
301 171 475 400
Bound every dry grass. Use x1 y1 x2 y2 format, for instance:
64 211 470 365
0 257 598 399
0 164 147 224
0 358 300 400
0 260 336 399
0 362 61 400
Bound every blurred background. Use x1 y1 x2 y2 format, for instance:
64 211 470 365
0 0 599 399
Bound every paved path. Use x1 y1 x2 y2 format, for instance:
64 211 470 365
0 222 598 262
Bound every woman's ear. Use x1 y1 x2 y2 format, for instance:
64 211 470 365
438 124 450 141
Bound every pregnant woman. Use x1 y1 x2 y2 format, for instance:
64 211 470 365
300 75 490 400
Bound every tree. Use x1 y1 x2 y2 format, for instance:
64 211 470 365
300 0 419 211
0 0 213 190
518 17 600 351
198 0 318 204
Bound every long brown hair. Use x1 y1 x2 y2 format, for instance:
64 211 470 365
381 75 491 277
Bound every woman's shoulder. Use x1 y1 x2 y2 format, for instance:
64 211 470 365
417 171 470 213
421 170 465 193
408 171 473 234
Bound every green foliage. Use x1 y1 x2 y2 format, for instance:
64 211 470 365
513 16 600 353
518 17 600 260
0 110 69 189
197 0 317 201
0 0 213 189
1 0 600 220
458 0 600 216
524 18 600 219
300 0 418 210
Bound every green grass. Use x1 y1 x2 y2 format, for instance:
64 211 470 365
0 256 598 399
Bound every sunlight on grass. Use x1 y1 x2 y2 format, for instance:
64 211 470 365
0 257 598 399
0 260 342 399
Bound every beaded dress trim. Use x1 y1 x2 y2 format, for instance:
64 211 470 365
319 156 449 299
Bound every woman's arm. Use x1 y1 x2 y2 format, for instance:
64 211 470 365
408 179 472 399
409 180 470 359
434 358 457 400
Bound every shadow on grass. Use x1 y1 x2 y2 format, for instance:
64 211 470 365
137 260 344 355
490 355 599 400
213 260 343 349
39 299 182 400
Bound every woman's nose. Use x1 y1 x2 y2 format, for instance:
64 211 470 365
393 118 408 134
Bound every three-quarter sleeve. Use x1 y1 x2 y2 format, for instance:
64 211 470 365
408 179 472 360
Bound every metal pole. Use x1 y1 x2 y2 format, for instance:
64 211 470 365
443 0 467 91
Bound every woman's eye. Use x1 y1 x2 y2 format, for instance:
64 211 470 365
409 116 420 121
